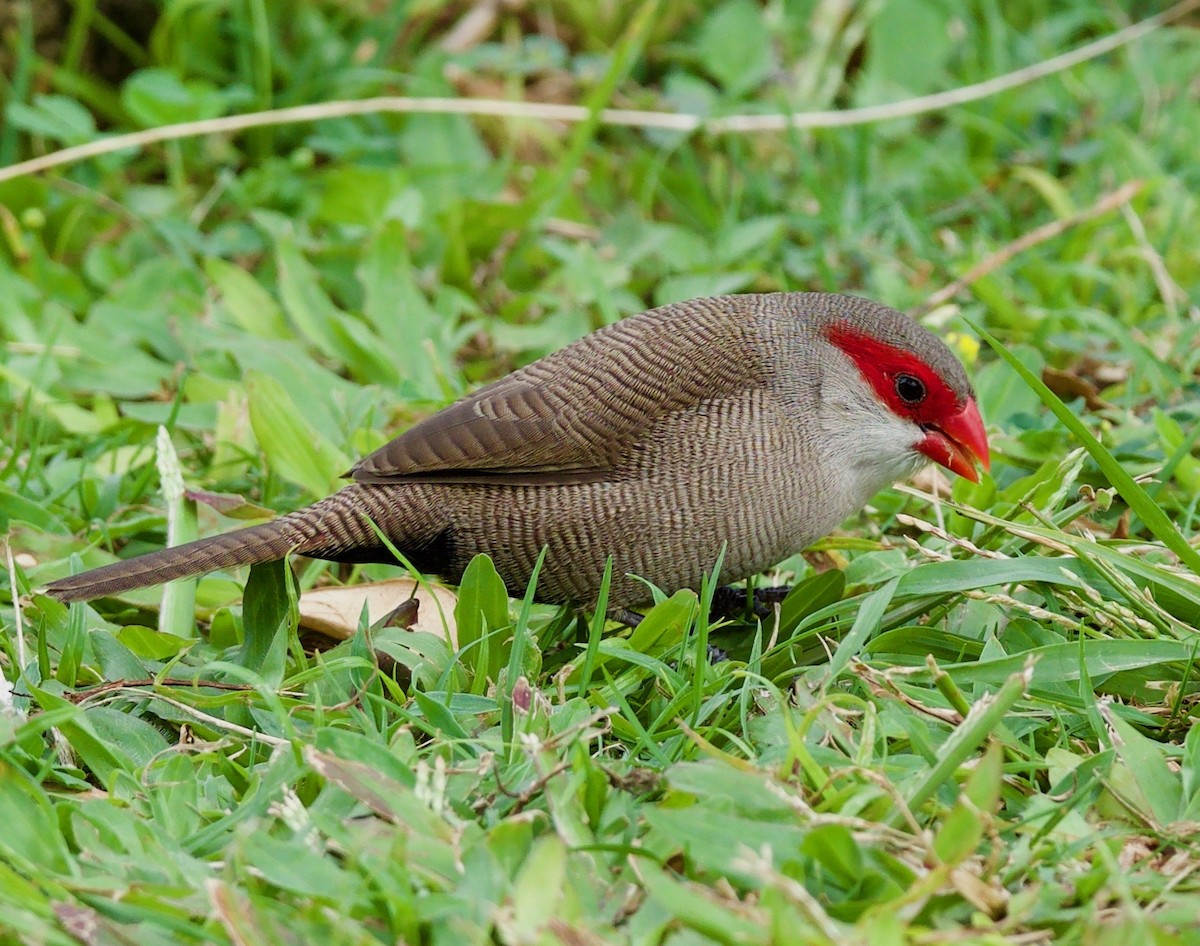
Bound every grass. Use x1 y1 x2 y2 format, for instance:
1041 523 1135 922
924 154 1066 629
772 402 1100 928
2 1 1200 943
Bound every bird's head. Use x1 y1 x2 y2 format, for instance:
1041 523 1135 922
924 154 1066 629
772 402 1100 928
812 302 989 486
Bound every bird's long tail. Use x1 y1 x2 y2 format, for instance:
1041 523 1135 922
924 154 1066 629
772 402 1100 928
43 487 381 603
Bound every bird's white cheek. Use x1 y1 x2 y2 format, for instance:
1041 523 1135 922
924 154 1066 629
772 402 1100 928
823 411 928 501
813 358 929 499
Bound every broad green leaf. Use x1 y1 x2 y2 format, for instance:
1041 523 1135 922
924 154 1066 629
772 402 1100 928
122 68 225 126
857 0 953 99
510 836 568 938
965 738 1005 814
0 761 72 874
1182 724 1200 820
28 685 137 785
454 554 511 683
205 258 290 339
90 630 151 681
868 627 982 663
655 272 756 308
146 754 203 841
242 832 355 900
246 370 350 496
314 729 416 788
646 805 810 883
116 625 192 660
944 500 1200 625
412 690 472 744
825 577 899 683
316 165 407 228
778 570 846 636
933 741 1003 864
628 589 699 653
239 558 293 684
931 800 984 866
55 596 85 687
4 94 96 144
0 485 67 531
664 759 796 816
273 233 398 385
1152 408 1200 492
566 589 697 689
697 0 774 95
640 863 773 945
930 640 1193 688
1100 701 1182 827
358 221 445 399
306 750 465 870
85 707 171 768
802 823 864 888
895 558 1087 596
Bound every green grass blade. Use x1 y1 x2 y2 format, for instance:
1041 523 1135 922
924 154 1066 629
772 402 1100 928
897 664 1030 825
976 323 1200 576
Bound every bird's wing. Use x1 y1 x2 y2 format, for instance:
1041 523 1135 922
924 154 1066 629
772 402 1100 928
348 301 761 485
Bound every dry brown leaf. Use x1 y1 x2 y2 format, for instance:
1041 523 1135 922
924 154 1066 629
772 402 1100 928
1074 354 1130 389
186 489 275 520
297 579 458 648
949 866 1009 918
1041 366 1110 412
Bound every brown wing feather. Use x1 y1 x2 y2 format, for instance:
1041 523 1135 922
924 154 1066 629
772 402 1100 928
349 297 763 485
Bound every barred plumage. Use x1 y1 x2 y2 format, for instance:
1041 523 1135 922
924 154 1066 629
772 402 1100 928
43 292 984 607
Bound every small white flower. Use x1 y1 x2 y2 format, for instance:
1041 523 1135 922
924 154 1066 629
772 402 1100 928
415 758 448 815
269 788 309 833
0 675 24 720
730 843 774 878
268 788 321 852
518 731 543 754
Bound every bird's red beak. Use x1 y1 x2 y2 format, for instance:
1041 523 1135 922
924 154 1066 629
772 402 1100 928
916 397 990 483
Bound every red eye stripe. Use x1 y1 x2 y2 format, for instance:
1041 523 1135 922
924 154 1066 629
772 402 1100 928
826 324 961 422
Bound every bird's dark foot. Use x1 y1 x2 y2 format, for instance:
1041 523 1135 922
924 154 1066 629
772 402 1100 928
709 585 792 620
610 585 793 630
611 608 645 628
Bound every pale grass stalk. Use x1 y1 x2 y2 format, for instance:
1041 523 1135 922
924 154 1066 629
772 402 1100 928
896 513 1007 559
5 541 25 670
1120 202 1198 320
903 532 1165 636
156 427 198 637
897 484 1080 555
1 1 1196 185
729 844 843 941
917 180 1145 315
133 690 291 745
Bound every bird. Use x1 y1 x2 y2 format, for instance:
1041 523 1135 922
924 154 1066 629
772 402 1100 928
44 292 989 609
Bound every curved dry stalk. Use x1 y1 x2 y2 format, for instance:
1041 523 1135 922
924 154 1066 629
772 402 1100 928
916 181 1145 315
1 0 1196 186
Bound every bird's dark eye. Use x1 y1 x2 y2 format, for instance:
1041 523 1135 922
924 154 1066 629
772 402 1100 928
894 373 926 404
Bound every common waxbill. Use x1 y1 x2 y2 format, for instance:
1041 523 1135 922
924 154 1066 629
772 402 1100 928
44 293 989 607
